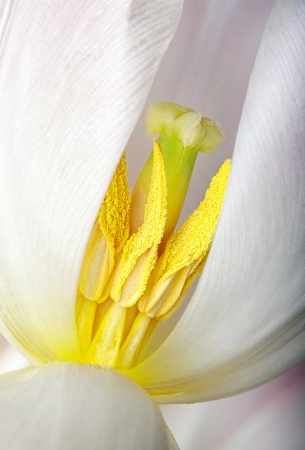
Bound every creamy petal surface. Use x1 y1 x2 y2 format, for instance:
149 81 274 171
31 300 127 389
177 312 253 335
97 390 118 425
0 0 182 362
0 363 173 450
127 0 305 401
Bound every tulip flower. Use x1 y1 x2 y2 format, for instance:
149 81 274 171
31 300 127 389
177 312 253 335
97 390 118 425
0 0 304 449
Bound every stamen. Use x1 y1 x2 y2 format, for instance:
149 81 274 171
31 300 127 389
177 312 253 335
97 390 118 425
77 297 97 355
158 254 209 322
78 154 130 300
117 313 153 369
78 223 112 301
139 160 231 319
92 299 113 337
76 101 229 371
85 302 126 367
110 142 167 307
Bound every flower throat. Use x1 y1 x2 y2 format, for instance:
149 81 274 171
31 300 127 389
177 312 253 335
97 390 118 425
76 101 230 370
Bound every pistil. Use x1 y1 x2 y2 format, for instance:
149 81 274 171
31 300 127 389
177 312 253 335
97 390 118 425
76 101 230 369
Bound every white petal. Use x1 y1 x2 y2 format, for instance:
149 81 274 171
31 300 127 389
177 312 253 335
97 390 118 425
0 362 173 450
0 0 182 361
162 363 305 450
128 0 274 215
126 0 305 401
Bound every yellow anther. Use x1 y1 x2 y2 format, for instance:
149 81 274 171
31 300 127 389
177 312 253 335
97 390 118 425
78 154 130 301
98 153 130 254
139 265 190 318
158 255 209 322
140 160 231 318
110 142 167 307
160 159 230 280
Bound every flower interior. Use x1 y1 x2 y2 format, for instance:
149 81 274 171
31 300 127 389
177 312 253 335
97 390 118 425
76 101 231 370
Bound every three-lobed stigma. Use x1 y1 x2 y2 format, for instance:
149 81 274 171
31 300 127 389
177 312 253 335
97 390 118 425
76 101 231 370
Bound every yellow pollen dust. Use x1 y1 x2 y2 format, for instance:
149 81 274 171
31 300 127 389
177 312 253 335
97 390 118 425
138 159 231 320
78 155 130 301
98 153 130 255
76 136 230 371
110 142 167 307
160 159 230 280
